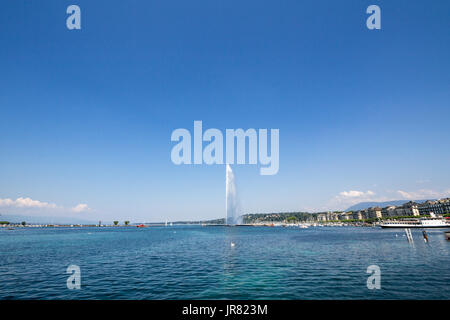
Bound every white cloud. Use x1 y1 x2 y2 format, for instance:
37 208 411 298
397 190 414 199
324 190 383 211
0 197 91 214
0 198 14 206
0 197 57 209
324 188 450 212
72 203 90 213
338 190 375 198
397 189 450 200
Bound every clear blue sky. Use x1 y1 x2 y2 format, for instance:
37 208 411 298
0 1 449 222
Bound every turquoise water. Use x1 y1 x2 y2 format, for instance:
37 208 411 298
0 226 449 299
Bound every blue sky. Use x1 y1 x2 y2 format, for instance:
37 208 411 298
0 0 449 222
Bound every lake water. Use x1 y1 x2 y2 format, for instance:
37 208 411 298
0 226 449 299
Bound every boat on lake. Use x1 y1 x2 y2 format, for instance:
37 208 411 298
380 215 450 229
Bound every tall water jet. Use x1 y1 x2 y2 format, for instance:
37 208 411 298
226 164 241 225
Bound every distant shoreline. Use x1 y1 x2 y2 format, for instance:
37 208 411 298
1 222 374 228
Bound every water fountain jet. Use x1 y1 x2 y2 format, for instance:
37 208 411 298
225 164 241 225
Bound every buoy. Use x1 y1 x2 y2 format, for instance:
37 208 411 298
422 230 429 243
230 242 235 247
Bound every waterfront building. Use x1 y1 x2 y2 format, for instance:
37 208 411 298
426 198 450 215
352 211 363 220
362 209 370 219
396 201 420 216
396 207 406 216
437 198 449 215
327 212 340 221
367 207 382 219
381 206 397 217
395 208 408 216
339 212 352 220
430 201 444 215
439 198 450 214
417 199 450 216
355 209 370 220
304 198 449 224
419 200 435 215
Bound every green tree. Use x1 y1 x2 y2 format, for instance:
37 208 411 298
21 221 26 226
124 221 130 226
113 221 119 226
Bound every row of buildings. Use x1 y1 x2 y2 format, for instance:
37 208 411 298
316 198 450 222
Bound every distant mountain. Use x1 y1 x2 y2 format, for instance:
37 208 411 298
346 199 432 212
0 214 97 225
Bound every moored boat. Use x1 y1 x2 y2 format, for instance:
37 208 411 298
380 216 450 229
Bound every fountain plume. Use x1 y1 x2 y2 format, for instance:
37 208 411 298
226 164 241 225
